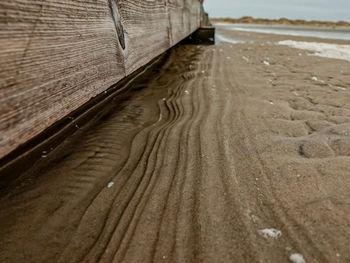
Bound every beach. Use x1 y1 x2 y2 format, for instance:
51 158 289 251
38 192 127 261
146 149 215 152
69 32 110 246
0 24 350 262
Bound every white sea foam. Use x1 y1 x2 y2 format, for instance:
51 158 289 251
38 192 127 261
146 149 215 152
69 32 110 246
258 228 282 239
289 253 306 263
216 34 243 44
214 22 234 26
221 24 350 41
278 40 350 62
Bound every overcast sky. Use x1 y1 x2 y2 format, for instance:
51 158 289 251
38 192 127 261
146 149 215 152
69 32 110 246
203 0 350 22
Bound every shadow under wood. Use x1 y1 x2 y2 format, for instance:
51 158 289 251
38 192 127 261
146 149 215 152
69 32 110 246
181 26 216 45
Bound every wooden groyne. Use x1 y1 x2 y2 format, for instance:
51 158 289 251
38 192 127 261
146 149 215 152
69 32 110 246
0 0 207 161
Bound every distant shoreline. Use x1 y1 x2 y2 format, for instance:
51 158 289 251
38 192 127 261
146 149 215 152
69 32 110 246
211 16 350 27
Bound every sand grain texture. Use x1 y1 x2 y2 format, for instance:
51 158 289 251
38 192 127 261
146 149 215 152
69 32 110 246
1 26 350 262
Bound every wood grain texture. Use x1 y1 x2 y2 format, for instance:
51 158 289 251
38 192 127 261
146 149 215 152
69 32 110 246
0 0 203 159
168 0 201 45
120 0 170 75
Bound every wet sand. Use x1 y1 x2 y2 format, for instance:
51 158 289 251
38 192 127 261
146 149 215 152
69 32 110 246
1 26 350 262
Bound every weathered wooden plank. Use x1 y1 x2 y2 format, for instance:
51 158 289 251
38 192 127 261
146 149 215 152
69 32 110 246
120 0 170 75
0 0 203 159
168 0 201 45
0 0 126 159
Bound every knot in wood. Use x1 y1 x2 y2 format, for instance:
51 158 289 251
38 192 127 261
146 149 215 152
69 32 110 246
108 0 125 50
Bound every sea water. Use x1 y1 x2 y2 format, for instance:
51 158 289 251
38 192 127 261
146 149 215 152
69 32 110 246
216 23 350 41
216 23 350 62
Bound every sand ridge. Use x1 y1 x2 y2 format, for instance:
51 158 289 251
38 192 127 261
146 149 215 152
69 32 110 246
0 26 350 262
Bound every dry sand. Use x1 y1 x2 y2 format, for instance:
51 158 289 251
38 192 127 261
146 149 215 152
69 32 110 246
1 25 350 262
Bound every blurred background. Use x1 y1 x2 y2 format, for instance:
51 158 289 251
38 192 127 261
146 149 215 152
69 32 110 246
203 0 350 22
